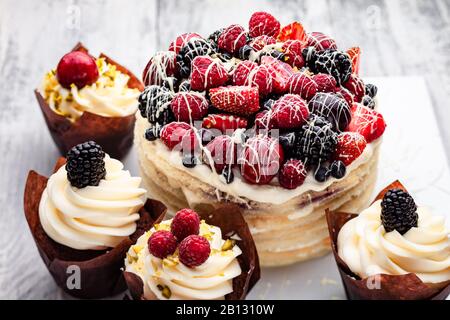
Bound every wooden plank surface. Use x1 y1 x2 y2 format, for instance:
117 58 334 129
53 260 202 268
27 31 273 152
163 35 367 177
0 0 449 299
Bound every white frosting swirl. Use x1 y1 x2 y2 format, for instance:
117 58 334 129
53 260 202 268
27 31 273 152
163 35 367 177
125 220 242 300
39 155 147 250
338 200 450 283
40 58 140 121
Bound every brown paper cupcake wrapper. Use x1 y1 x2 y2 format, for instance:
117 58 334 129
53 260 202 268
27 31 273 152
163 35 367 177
326 180 450 300
23 158 166 299
35 43 144 159
124 204 261 300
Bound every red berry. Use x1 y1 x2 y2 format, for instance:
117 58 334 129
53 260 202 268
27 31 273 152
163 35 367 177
249 35 276 51
347 104 386 143
148 230 178 259
178 235 211 268
347 47 361 75
171 209 200 241
281 40 305 68
160 122 191 150
233 61 273 96
307 32 337 51
56 51 99 89
205 135 237 173
333 132 367 166
209 86 259 116
171 92 208 123
312 73 337 93
254 110 274 131
335 87 354 107
260 56 294 94
218 24 247 54
239 136 284 185
190 56 228 91
168 33 202 54
202 114 247 133
343 74 365 103
143 51 177 86
249 11 280 38
271 94 309 129
277 22 307 42
287 73 318 100
279 159 307 189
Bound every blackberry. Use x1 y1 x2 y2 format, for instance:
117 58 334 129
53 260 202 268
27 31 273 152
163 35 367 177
302 47 317 72
314 50 352 85
66 141 106 188
208 28 224 46
308 92 351 132
381 189 418 235
238 45 254 60
177 38 217 76
222 166 234 184
279 132 297 157
330 160 346 179
365 83 378 98
362 95 375 109
294 115 337 168
178 80 191 92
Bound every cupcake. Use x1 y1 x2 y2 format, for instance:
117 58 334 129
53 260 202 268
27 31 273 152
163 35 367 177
124 206 260 300
23 141 165 298
35 43 143 159
326 181 450 300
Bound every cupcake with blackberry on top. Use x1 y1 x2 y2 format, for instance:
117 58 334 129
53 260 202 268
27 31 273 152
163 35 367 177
326 181 450 300
23 141 165 299
35 43 143 159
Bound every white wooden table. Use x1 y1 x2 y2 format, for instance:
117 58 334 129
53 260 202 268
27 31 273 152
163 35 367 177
0 0 449 299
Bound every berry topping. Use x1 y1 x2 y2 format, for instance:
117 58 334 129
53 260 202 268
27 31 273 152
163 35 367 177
218 24 247 54
169 33 202 54
198 128 217 145
190 56 228 91
170 92 209 123
302 47 318 72
160 122 191 150
178 80 191 92
202 114 248 133
312 73 337 93
249 35 276 51
233 61 273 96
238 45 255 60
178 235 211 268
362 95 376 109
279 159 307 189
143 51 177 86
277 22 307 42
287 73 318 101
261 56 294 94
222 166 235 184
381 189 418 235
171 208 201 241
209 86 260 116
56 51 99 89
145 128 158 141
271 94 309 129
315 50 352 85
365 83 378 98
330 160 346 179
148 230 178 259
333 132 367 166
278 132 297 157
205 135 237 173
346 47 361 75
314 166 330 182
347 104 386 143
176 38 217 77
66 141 106 188
281 40 305 68
254 110 274 131
307 32 338 52
334 86 354 107
239 136 284 185
249 11 280 38
182 153 198 168
343 74 365 102
308 92 351 132
208 29 224 45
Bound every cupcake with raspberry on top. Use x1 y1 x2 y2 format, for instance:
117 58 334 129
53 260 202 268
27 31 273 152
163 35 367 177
23 141 165 298
36 43 143 159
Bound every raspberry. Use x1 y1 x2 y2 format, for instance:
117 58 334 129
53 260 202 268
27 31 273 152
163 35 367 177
66 141 105 188
271 94 309 129
287 73 318 101
307 32 337 51
233 60 257 85
312 73 337 93
205 135 237 173
168 33 202 54
209 86 259 116
281 40 305 68
260 56 294 94
233 61 273 96
254 110 274 131
347 104 386 143
308 92 351 132
279 159 307 189
381 189 418 235
143 51 178 86
170 92 208 123
202 114 248 133
249 11 280 38
178 235 211 268
347 47 361 75
239 136 284 185
335 86 354 107
56 51 99 89
190 56 228 91
277 22 307 42
160 122 191 150
343 74 365 103
177 38 218 77
333 132 367 166
148 230 178 259
218 24 247 54
171 209 200 241
249 35 276 51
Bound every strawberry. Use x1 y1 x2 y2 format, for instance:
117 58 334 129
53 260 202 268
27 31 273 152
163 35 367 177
333 132 367 166
343 74 365 103
312 73 337 93
260 56 294 94
160 122 191 150
168 33 202 54
249 35 276 51
218 24 247 54
307 32 337 52
143 51 177 86
233 61 273 96
347 104 386 143
287 73 318 101
171 92 208 123
347 47 361 75
209 86 259 116
202 114 248 133
190 56 228 91
205 135 237 173
277 22 307 42
281 40 305 68
271 94 309 129
249 12 280 38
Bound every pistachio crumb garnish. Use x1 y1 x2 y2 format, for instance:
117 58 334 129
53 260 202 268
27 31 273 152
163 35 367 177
126 253 138 264
157 284 172 299
221 239 236 251
132 245 143 254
